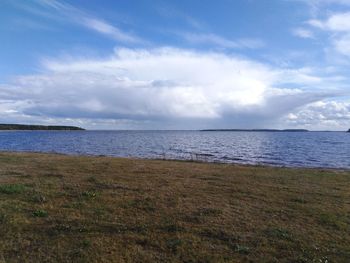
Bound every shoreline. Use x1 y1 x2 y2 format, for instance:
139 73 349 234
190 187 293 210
1 150 349 172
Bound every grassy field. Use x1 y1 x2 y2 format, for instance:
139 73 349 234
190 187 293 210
0 152 349 262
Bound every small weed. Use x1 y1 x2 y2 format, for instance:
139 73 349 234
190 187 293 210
0 184 26 194
265 228 292 240
235 244 250 255
30 193 47 203
82 191 98 199
33 210 48 217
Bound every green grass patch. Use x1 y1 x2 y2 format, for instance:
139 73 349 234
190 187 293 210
0 184 26 194
82 191 98 199
319 212 347 230
32 210 48 217
235 244 250 255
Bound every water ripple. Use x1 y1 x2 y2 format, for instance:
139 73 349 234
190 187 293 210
0 130 349 169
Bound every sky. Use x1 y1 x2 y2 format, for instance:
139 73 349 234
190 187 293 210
1 0 350 130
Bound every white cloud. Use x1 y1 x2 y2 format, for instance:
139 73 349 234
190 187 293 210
292 28 315 39
309 12 350 31
297 0 350 15
306 0 350 6
285 100 350 130
326 12 350 31
0 47 346 129
307 19 324 28
308 12 350 57
333 34 350 56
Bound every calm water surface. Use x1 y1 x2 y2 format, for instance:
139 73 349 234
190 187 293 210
0 130 349 169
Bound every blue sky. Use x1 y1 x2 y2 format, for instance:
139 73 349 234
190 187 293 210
1 0 350 130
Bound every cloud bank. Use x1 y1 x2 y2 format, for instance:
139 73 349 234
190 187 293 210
0 47 347 129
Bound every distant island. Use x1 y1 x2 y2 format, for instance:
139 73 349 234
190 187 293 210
348 129 350 132
200 129 309 132
0 124 85 131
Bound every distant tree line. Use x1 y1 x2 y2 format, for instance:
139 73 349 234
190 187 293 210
0 124 84 130
200 129 309 132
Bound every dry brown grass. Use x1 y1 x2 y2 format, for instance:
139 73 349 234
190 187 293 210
0 152 349 262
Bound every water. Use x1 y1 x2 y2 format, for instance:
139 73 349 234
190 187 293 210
0 130 349 169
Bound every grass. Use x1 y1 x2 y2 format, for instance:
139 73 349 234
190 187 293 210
265 228 293 240
32 209 48 217
0 152 349 262
0 184 26 194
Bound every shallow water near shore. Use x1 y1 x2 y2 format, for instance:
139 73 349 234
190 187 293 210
0 130 349 169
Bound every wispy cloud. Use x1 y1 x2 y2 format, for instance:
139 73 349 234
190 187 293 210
82 18 140 43
180 32 265 49
15 0 142 43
